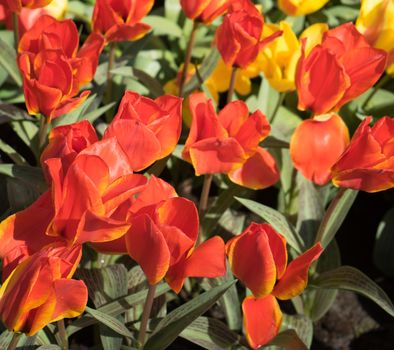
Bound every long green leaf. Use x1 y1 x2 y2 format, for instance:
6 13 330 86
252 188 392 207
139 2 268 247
314 188 358 248
0 37 22 86
263 329 307 350
144 280 236 350
312 266 394 318
236 197 304 254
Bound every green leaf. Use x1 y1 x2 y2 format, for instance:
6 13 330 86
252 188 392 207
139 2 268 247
11 120 39 150
180 317 246 350
85 306 134 339
183 48 220 96
0 37 22 86
282 314 313 348
263 329 307 350
36 346 62 349
0 164 46 193
374 207 394 277
143 15 183 37
235 197 304 254
84 102 116 123
0 140 26 165
312 266 394 318
0 103 32 124
144 280 236 350
315 188 358 248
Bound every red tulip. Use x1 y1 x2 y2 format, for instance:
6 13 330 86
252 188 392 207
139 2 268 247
332 116 394 192
296 22 387 114
183 93 279 189
180 0 229 24
103 91 183 171
0 6 46 35
92 0 153 43
216 0 282 68
126 194 226 292
0 0 50 13
290 113 350 185
226 222 323 348
18 15 104 120
0 243 87 335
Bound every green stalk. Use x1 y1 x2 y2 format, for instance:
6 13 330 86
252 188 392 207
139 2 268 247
137 284 157 348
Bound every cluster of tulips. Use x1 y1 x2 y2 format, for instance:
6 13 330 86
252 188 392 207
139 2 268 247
0 0 393 349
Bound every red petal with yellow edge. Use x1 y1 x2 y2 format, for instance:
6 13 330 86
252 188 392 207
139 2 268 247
156 197 199 243
126 214 170 285
0 191 57 261
105 22 151 43
91 236 128 254
180 0 210 19
243 295 283 349
129 0 154 23
226 223 277 298
372 116 394 145
217 100 249 137
290 114 350 186
189 137 246 175
263 224 288 280
52 90 90 120
129 175 177 215
166 236 226 293
104 119 161 171
272 243 323 300
80 138 132 181
228 147 279 190
216 15 241 67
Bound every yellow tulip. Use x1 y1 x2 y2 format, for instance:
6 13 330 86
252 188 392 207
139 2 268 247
278 0 329 16
44 0 68 18
356 0 394 75
258 21 300 92
300 22 329 55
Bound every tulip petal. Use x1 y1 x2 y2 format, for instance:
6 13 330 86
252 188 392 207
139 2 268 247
217 100 249 137
180 0 211 19
126 214 170 285
166 236 226 293
242 295 283 349
52 90 90 120
105 22 152 42
226 223 277 297
273 242 323 300
228 147 279 190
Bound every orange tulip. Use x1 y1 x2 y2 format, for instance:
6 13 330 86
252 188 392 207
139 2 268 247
92 0 153 43
332 116 394 192
290 113 350 185
296 22 387 115
0 243 87 335
0 6 46 35
180 0 229 24
182 93 279 190
18 15 104 120
226 222 323 348
216 0 282 68
0 0 50 13
126 195 226 293
103 91 183 171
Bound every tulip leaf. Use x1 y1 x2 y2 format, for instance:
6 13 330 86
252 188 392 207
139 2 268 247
36 346 62 349
143 15 183 38
0 36 22 86
67 283 170 336
312 266 394 318
179 316 246 350
235 197 304 254
282 314 313 348
85 306 134 339
0 164 46 193
144 280 236 350
183 48 220 96
314 188 358 248
0 103 33 124
262 329 308 350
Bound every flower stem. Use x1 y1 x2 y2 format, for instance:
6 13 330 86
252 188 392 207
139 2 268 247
57 319 69 350
361 74 391 111
7 333 21 350
227 66 237 104
12 12 19 51
179 21 199 97
38 114 48 150
137 284 157 348
270 92 285 123
199 174 213 217
105 42 116 121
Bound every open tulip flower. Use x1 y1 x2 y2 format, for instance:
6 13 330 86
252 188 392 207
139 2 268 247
290 113 350 185
180 0 229 24
278 0 329 16
92 0 153 43
226 222 323 348
332 116 394 192
296 22 387 115
183 93 279 190
216 0 282 69
356 0 394 76
0 243 87 336
103 91 183 171
17 15 104 120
